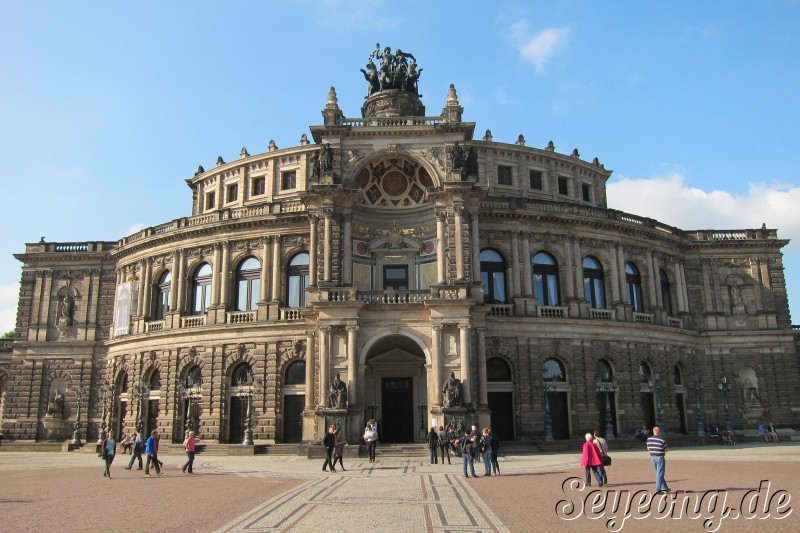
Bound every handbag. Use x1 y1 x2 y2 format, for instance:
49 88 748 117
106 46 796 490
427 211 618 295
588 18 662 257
603 454 612 466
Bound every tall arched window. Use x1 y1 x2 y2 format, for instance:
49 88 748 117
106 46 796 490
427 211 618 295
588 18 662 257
236 257 261 311
480 249 507 304
626 263 643 312
231 363 254 386
582 256 605 309
597 360 613 382
191 264 213 315
155 271 172 319
660 270 673 315
287 252 310 308
532 251 560 305
486 357 512 382
543 358 566 382
285 361 306 385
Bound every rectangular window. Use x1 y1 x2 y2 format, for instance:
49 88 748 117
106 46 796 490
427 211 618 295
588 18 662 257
226 183 238 203
205 192 215 210
529 170 543 190
383 265 408 290
582 183 591 202
281 170 296 190
252 177 265 196
558 176 569 196
497 165 513 186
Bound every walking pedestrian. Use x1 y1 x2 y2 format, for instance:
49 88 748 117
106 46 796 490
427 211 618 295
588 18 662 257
125 431 143 470
322 424 337 473
182 430 196 474
646 426 669 493
489 429 500 475
480 428 493 476
426 427 439 464
144 429 162 476
120 432 132 454
437 426 450 465
101 430 116 479
458 429 477 478
333 428 346 471
593 430 609 484
363 419 378 463
580 432 604 487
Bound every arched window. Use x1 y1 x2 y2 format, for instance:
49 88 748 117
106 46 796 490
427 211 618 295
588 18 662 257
236 257 261 311
543 358 566 382
597 360 613 382
626 263 643 312
673 364 683 386
231 363 253 386
532 252 560 306
660 270 673 315
185 366 202 386
149 369 162 390
191 264 213 315
155 271 171 319
639 361 653 384
287 253 310 308
480 249 507 304
582 256 605 309
285 361 306 385
486 358 512 382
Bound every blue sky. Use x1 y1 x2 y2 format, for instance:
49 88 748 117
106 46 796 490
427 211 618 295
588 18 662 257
1 0 799 332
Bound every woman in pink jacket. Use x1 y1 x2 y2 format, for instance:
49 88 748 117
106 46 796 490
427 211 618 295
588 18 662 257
580 432 604 487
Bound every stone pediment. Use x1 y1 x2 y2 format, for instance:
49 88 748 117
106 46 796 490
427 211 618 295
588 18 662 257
369 226 422 253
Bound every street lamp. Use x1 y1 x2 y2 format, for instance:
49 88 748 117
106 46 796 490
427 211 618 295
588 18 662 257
132 380 150 433
542 371 557 442
417 401 427 439
71 386 86 446
648 373 664 428
238 370 260 445
718 376 733 434
693 375 706 437
596 380 617 439
178 376 203 439
97 381 113 445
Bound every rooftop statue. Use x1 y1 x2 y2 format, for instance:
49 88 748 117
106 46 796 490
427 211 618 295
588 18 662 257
362 43 423 99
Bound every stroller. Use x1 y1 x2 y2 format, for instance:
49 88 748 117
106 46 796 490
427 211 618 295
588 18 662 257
708 426 735 445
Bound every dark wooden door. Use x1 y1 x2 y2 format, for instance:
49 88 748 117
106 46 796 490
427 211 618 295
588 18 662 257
549 392 570 440
381 378 414 443
229 396 245 443
640 392 656 431
488 392 514 441
283 395 304 443
146 400 159 438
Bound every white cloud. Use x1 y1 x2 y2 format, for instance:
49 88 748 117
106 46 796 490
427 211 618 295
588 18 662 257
124 223 146 237
510 20 570 74
0 282 20 335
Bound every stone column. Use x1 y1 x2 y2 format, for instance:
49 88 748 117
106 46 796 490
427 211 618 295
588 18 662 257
673 261 685 313
470 211 480 283
617 244 627 303
318 326 331 409
170 251 180 311
259 239 269 303
563 238 575 299
271 236 281 302
211 243 222 306
651 253 662 308
679 262 689 313
510 231 521 297
137 260 147 316
430 324 443 408
609 243 621 303
304 331 317 410
343 212 353 286
476 327 488 408
436 211 447 284
142 259 153 318
346 325 358 407
573 237 583 302
308 215 319 286
323 209 333 282
220 242 230 308
522 233 532 296
454 207 465 280
459 323 472 405
175 250 186 313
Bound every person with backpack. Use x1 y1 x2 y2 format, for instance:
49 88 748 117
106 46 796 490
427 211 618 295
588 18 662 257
101 430 116 479
426 427 439 464
479 427 493 477
437 425 450 465
144 429 162 476
489 429 501 475
458 428 477 478
124 430 143 470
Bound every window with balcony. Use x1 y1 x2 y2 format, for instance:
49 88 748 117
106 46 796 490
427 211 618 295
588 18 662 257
626 263 643 312
383 265 408 290
154 271 171 319
235 257 261 311
480 249 507 303
287 252 309 308
532 251 560 306
582 256 605 309
191 263 213 314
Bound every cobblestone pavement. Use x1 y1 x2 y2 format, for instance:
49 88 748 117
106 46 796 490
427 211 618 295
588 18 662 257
1 443 799 532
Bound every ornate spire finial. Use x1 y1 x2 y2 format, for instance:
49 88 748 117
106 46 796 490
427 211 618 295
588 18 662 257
571 148 580 158
546 140 555 152
300 133 310 146
483 129 493 142
516 134 526 146
268 140 278 152
447 83 458 104
240 147 249 158
216 156 225 166
327 86 339 109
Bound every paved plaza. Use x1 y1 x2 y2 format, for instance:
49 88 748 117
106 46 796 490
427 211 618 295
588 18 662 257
1 442 799 532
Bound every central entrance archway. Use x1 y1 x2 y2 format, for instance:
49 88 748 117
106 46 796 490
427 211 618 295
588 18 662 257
363 334 427 443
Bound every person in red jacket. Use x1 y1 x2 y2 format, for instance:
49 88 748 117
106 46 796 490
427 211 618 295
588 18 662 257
580 432 604 487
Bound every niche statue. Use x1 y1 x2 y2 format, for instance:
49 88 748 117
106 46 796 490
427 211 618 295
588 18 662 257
442 372 462 408
327 373 348 409
47 390 65 416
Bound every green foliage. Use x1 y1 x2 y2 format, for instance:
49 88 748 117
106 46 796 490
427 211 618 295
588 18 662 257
1 330 14 339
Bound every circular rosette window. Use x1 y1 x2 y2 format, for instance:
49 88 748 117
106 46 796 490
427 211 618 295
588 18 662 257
355 156 434 208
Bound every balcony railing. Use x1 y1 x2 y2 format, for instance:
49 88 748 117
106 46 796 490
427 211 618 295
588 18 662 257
538 306 569 319
280 308 304 321
633 312 654 325
487 304 513 317
145 320 165 333
590 309 616 321
666 316 683 328
227 310 256 324
357 290 432 304
181 316 206 328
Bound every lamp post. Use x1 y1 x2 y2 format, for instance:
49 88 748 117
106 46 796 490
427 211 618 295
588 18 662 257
718 376 733 434
542 372 557 442
417 401 427 440
648 374 664 428
238 370 259 446
71 386 86 446
693 375 706 437
132 381 149 433
596 380 616 439
178 377 203 440
97 381 111 445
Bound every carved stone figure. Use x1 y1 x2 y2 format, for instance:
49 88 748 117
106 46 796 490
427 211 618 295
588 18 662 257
730 284 743 305
743 378 760 403
449 142 465 170
442 372 462 408
309 151 321 181
47 390 65 416
59 295 73 326
360 62 380 97
362 44 423 98
327 373 347 409
465 147 479 178
320 143 334 172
